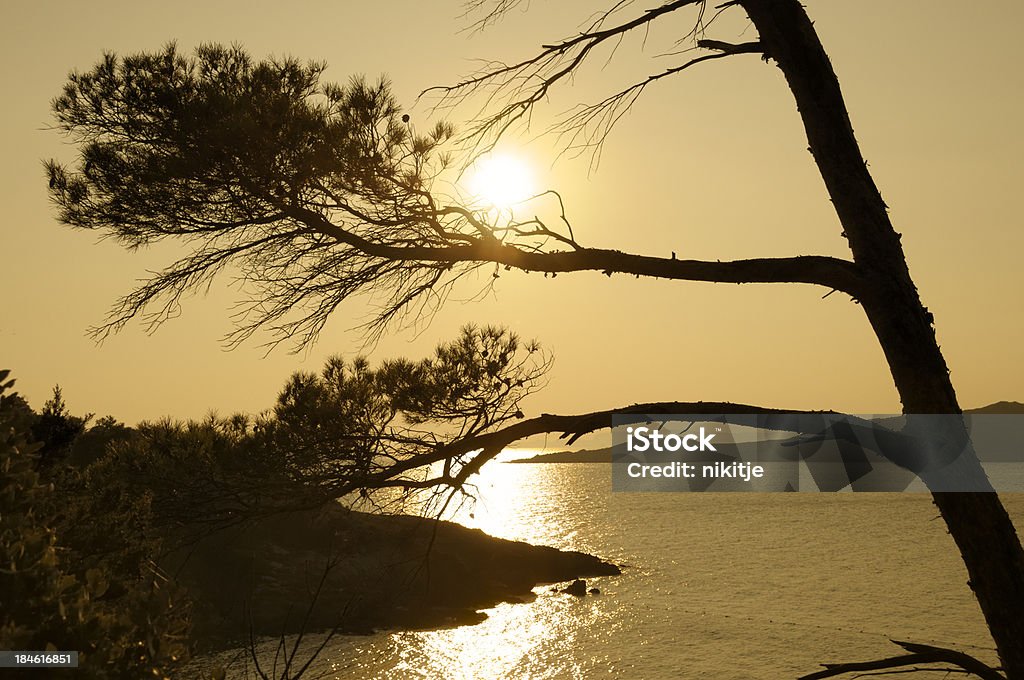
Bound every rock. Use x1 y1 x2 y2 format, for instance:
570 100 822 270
588 587 601 595
562 579 587 597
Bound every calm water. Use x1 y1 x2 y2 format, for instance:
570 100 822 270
204 453 1023 679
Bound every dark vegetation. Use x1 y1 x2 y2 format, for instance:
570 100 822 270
1 372 189 679
0 327 618 678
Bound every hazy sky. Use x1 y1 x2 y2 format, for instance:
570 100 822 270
2 1 1022 431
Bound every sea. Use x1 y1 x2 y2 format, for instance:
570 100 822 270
197 451 1024 679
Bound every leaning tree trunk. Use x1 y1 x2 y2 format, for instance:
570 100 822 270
740 1 1024 676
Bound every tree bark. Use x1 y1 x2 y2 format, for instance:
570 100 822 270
740 1 1024 676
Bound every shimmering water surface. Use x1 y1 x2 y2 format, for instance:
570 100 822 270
207 452 1023 679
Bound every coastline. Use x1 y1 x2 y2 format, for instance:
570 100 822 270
164 501 620 650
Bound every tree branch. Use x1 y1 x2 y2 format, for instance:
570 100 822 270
338 401 863 496
286 205 866 296
799 640 1005 680
423 0 731 152
551 45 762 164
696 39 762 55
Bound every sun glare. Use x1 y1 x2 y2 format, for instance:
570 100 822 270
467 154 536 210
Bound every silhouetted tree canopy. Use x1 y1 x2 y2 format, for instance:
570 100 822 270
74 326 548 531
48 42 859 349
48 43 467 346
31 385 91 466
267 325 547 500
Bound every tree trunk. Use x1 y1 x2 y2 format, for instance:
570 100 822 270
740 1 1024 676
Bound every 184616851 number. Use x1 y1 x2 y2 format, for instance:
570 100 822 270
0 651 79 668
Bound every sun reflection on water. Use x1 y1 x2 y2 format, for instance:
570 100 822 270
373 449 617 680
446 450 541 540
378 587 619 680
441 449 596 550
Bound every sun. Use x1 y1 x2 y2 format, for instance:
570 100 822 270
466 154 536 210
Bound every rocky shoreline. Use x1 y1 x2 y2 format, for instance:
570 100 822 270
164 502 620 650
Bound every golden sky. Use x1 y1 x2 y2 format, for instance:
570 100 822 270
2 1 1022 427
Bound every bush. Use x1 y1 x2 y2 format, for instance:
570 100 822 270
0 370 190 678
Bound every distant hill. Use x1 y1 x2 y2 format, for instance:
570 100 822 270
966 401 1024 414
506 447 612 463
506 401 1023 463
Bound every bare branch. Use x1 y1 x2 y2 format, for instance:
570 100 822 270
551 45 762 165
341 401 857 497
423 0 712 152
799 640 1005 680
696 38 762 54
285 204 867 294
459 0 533 33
